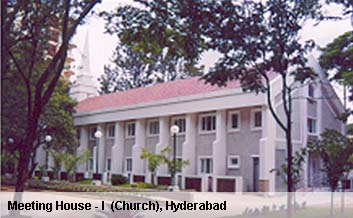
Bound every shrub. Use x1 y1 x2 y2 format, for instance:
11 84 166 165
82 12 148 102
111 174 128 186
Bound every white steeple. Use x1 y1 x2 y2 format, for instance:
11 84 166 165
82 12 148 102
70 31 97 102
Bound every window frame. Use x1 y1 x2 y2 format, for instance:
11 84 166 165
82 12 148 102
307 117 317 135
199 156 213 174
251 109 263 130
125 122 136 138
308 83 315 99
228 110 241 132
107 124 115 139
171 116 186 135
89 127 97 140
125 157 132 172
147 119 160 137
227 155 241 169
106 157 111 171
199 113 217 134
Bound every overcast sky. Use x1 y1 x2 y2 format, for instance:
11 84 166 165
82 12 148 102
71 0 352 123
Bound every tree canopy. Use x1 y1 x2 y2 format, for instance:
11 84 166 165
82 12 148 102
319 31 353 102
1 0 100 192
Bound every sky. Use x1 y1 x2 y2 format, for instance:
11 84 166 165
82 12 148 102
71 0 353 123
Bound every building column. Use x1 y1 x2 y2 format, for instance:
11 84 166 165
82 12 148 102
259 106 276 192
97 124 106 174
156 116 170 175
77 126 89 173
111 121 124 175
182 114 197 175
212 110 227 192
132 119 146 177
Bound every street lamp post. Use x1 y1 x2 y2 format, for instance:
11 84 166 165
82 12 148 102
43 135 52 181
170 125 180 191
94 130 102 185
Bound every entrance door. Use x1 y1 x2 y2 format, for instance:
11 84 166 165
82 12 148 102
253 157 259 192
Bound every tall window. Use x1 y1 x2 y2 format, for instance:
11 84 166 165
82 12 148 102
308 118 317 133
200 158 213 174
172 118 186 133
148 120 159 136
228 111 240 130
200 114 216 132
126 158 132 172
89 127 97 139
107 125 115 138
106 158 111 171
126 122 135 138
89 158 94 171
252 110 262 128
308 84 315 98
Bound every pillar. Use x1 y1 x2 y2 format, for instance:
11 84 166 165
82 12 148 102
111 121 124 174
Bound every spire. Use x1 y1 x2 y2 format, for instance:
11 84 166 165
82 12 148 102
70 30 97 102
80 31 91 76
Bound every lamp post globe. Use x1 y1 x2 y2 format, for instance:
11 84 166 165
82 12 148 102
45 135 52 142
170 125 180 134
8 138 14 144
94 130 102 138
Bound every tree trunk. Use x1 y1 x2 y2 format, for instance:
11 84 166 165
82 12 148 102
15 152 31 192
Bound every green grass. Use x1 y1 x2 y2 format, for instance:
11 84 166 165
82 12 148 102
226 208 353 218
77 179 92 185
117 182 168 190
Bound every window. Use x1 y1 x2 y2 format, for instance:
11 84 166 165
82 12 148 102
126 122 135 138
308 84 315 98
126 158 132 172
89 158 94 171
89 127 97 139
172 117 186 133
200 114 216 132
228 155 240 169
148 120 159 136
252 110 262 128
200 158 213 174
106 158 111 171
228 111 240 130
308 118 317 134
107 125 115 138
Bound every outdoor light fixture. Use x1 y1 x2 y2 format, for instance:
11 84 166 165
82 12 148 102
43 135 52 181
45 135 52 142
8 138 14 144
93 130 102 185
94 130 102 139
170 125 180 191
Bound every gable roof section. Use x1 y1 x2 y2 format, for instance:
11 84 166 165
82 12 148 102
76 77 245 113
75 72 279 114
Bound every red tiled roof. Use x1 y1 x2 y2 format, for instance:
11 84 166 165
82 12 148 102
76 74 277 113
76 77 243 113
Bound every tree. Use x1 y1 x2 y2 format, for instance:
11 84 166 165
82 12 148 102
163 155 189 178
62 149 90 182
98 43 197 94
319 31 353 119
1 0 100 193
98 44 156 94
308 129 353 217
49 149 65 180
140 147 169 186
308 129 353 192
271 148 308 191
99 1 205 94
